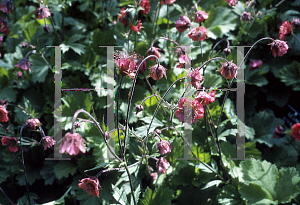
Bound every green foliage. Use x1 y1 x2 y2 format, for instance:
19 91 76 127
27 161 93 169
279 61 300 91
141 186 174 205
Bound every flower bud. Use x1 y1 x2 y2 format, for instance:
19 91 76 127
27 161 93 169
223 48 231 56
135 104 144 114
291 18 300 29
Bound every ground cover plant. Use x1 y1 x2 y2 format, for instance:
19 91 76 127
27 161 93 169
1 0 300 204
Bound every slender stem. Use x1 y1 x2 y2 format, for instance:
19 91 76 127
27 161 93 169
0 186 14 205
71 109 122 162
292 32 300 45
123 55 160 157
124 162 137 205
40 53 53 71
20 126 31 205
285 135 300 156
116 76 124 158
95 160 141 178
208 38 230 59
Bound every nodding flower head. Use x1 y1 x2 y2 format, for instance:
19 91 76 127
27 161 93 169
1 136 18 152
225 0 238 6
114 50 137 77
176 15 191 33
15 58 32 72
241 11 252 22
160 0 176 5
217 60 238 79
0 105 9 122
187 26 207 41
291 123 300 142
147 47 161 61
157 140 172 155
279 20 292 40
59 132 87 155
0 0 14 14
78 176 101 197
149 64 167 80
135 104 144 114
35 6 51 19
140 0 150 15
175 97 204 124
194 10 209 23
291 18 300 29
157 157 171 173
269 40 288 57
42 136 56 150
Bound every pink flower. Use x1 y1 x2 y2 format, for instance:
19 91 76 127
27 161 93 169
1 136 18 152
217 61 238 79
279 20 292 40
25 118 40 130
291 123 300 142
118 8 130 27
140 0 150 15
291 18 300 29
241 11 252 22
0 0 13 14
131 20 143 34
209 90 216 98
149 64 167 80
249 60 263 71
157 157 170 173
35 6 51 19
157 140 172 155
175 98 204 124
176 54 186 68
41 136 56 150
188 26 207 41
195 91 215 106
190 69 204 89
17 71 23 79
147 47 161 61
150 172 158 180
269 40 288 57
114 51 136 77
0 16 9 35
78 176 101 197
194 10 209 23
0 36 3 46
59 132 87 155
175 15 191 33
135 104 144 114
15 58 32 72
273 126 285 138
225 0 238 6
160 0 176 5
0 105 9 122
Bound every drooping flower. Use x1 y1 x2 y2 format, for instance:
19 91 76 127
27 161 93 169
25 118 40 130
176 54 188 69
35 6 51 19
147 47 161 61
223 48 231 56
15 58 32 72
249 60 263 71
195 91 215 106
78 176 101 197
140 0 150 15
135 104 144 114
225 0 238 6
188 26 207 41
1 136 18 152
269 40 288 57
273 126 285 138
241 11 252 22
175 15 191 33
194 10 209 23
114 51 136 77
59 132 87 155
279 20 292 40
157 157 171 173
0 105 9 122
291 123 300 142
157 140 172 155
0 36 3 46
0 0 13 14
291 18 300 29
209 90 216 98
155 129 162 135
149 64 167 80
131 20 143 34
17 71 23 79
41 136 56 150
160 0 176 5
118 8 130 27
175 97 204 124
43 25 50 33
190 69 204 89
217 61 238 79
0 16 10 35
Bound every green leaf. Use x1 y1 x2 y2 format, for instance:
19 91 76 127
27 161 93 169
201 180 222 190
217 184 245 205
238 159 300 204
0 87 17 102
203 72 223 88
245 64 269 87
112 185 129 205
36 186 72 205
141 186 174 205
53 161 78 180
246 109 285 147
205 6 238 39
279 61 300 91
